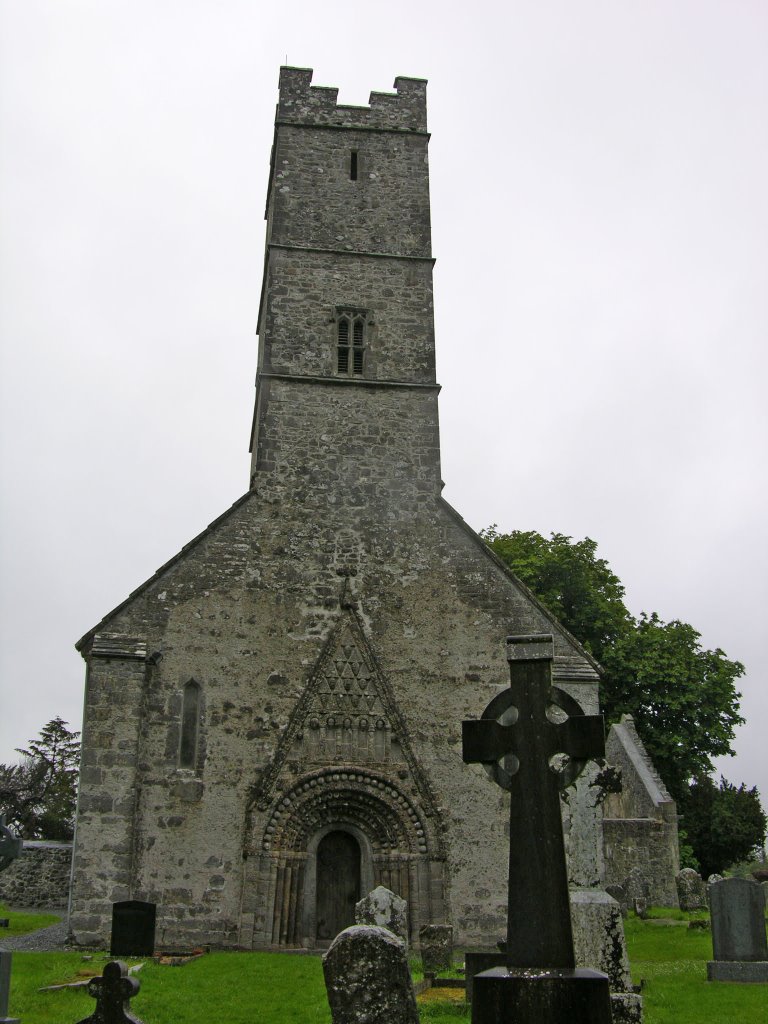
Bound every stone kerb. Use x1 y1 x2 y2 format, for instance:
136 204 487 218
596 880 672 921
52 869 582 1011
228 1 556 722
355 885 408 946
322 925 419 1024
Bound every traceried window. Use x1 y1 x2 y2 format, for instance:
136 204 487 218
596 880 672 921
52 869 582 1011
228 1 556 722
336 310 369 377
179 680 201 769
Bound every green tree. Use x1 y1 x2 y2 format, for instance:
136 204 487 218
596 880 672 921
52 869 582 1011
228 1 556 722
678 775 766 878
480 527 632 662
600 613 744 799
0 718 80 840
482 528 745 803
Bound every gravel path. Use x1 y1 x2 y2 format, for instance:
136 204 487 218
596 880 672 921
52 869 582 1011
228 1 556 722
0 912 72 951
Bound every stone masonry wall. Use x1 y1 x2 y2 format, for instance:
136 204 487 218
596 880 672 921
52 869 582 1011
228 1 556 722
603 715 679 907
70 66 606 954
0 841 72 909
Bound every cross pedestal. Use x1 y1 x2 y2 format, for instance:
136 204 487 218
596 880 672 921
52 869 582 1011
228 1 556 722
462 634 612 1024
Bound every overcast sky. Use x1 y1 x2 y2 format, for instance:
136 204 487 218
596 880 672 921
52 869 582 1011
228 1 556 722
1 2 766 819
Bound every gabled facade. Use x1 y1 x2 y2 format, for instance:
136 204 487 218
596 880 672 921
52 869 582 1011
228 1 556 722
70 68 606 952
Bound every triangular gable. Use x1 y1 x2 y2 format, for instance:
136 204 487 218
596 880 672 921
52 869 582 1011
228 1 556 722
248 606 440 822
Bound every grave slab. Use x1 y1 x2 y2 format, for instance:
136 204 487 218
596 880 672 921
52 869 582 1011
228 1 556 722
707 876 768 983
322 924 419 1024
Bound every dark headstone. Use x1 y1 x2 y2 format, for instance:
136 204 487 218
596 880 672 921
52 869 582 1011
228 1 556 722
419 924 453 973
75 960 144 1024
322 925 419 1024
464 952 506 1003
110 901 156 957
0 952 20 1024
462 634 613 1023
706 877 768 982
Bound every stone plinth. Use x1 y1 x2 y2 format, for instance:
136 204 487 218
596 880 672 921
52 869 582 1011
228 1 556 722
471 966 612 1024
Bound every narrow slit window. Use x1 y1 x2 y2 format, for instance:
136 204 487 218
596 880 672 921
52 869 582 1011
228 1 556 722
179 681 200 769
350 150 358 181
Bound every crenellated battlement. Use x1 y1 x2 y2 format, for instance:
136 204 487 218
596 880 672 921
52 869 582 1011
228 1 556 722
277 66 427 133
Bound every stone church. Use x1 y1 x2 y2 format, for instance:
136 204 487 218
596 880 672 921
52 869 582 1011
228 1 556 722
70 68 608 952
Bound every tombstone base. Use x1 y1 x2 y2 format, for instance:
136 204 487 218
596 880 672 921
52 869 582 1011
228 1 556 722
707 960 768 983
472 966 613 1024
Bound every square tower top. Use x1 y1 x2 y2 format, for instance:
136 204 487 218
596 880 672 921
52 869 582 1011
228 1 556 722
277 67 428 133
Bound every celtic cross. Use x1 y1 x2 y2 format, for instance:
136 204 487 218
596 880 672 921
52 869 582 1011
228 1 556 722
76 961 143 1024
462 634 605 969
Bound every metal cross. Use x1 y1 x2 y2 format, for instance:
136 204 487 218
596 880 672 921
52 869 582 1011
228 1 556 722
76 961 144 1024
463 634 605 969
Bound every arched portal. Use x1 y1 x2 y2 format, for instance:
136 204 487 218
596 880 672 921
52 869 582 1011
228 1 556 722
242 766 447 949
315 830 360 941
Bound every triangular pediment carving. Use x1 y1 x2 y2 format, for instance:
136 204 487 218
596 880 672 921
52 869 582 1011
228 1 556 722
248 609 440 825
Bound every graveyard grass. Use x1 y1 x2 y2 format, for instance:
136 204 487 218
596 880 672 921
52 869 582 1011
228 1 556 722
6 908 768 1024
0 902 59 936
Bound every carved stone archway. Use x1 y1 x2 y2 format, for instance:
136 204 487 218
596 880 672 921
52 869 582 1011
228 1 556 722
240 766 446 948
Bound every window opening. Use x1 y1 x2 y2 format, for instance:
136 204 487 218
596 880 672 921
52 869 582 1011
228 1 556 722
179 680 200 769
350 150 358 181
336 311 368 377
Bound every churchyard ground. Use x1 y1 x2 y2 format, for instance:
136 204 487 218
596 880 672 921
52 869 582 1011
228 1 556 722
3 906 767 1023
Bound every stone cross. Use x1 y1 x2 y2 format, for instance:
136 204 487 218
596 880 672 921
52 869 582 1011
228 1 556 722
463 634 605 967
462 634 612 1024
75 961 144 1024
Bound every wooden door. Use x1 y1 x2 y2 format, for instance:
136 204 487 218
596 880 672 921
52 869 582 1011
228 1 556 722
316 830 361 941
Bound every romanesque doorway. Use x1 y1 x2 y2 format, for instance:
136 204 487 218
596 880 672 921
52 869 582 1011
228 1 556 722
316 830 361 941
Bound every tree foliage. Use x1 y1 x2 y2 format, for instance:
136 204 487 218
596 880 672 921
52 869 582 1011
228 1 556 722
678 776 766 878
481 528 746 805
0 717 80 840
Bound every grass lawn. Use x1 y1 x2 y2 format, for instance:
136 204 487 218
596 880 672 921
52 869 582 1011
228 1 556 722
0 902 60 937
624 911 767 1024
4 906 767 1023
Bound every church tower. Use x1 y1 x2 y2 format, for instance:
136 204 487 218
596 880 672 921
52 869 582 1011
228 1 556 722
70 69 608 960
250 68 440 509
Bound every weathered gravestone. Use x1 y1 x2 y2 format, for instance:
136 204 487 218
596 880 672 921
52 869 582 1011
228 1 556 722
707 877 768 982
75 960 144 1024
355 886 408 946
676 868 707 911
462 634 613 1024
419 924 453 973
110 901 156 958
0 817 22 875
0 951 20 1024
322 925 419 1024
